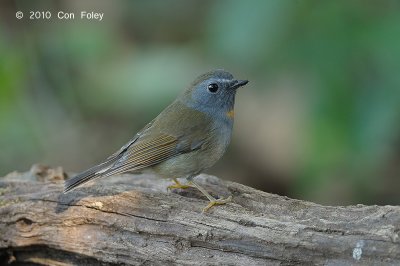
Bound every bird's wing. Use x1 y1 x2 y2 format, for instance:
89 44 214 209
64 101 211 193
99 102 211 177
100 132 204 177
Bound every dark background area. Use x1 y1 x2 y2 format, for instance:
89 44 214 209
1 0 400 205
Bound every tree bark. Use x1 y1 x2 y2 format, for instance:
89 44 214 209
0 165 399 265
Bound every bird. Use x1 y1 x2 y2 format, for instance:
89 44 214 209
64 69 248 212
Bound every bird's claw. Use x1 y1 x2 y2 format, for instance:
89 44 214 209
167 179 192 190
202 195 232 212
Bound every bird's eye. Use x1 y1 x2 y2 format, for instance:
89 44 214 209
207 83 219 93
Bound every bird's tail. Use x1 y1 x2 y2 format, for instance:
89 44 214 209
64 160 115 193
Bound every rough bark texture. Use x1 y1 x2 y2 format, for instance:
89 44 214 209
0 165 399 265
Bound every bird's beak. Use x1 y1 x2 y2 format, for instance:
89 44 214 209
230 79 249 90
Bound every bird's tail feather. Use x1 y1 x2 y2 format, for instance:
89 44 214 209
64 162 112 193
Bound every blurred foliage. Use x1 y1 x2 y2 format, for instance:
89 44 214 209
1 0 399 205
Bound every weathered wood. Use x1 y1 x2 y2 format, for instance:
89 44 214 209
0 165 399 265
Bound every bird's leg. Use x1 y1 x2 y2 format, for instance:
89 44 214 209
190 180 232 212
167 178 192 190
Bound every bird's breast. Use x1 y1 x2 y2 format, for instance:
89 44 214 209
204 115 233 161
226 109 234 119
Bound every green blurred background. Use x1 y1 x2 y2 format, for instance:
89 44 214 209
1 0 399 205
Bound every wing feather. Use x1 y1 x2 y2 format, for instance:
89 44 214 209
64 102 210 193
101 134 186 177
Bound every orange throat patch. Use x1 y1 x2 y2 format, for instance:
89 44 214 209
226 110 234 119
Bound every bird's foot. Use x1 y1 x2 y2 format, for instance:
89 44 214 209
202 195 232 212
167 179 192 190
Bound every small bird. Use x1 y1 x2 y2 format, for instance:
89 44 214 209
64 69 248 211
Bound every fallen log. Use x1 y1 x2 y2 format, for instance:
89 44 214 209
0 165 399 265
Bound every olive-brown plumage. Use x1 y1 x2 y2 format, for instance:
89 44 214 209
64 69 248 211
